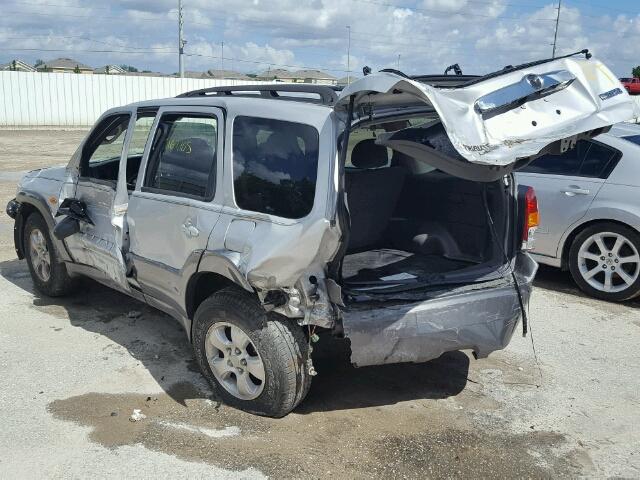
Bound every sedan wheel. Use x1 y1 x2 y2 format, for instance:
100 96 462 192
205 322 266 401
569 223 640 301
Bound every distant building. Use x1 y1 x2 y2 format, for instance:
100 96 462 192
206 69 252 81
182 71 209 79
257 68 297 82
293 69 337 85
94 65 126 75
0 59 36 72
257 68 337 85
337 76 358 87
37 58 93 74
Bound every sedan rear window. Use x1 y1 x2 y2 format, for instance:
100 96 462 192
233 116 319 219
623 135 640 146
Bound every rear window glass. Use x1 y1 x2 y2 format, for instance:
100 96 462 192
233 116 319 219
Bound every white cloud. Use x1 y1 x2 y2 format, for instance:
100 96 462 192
0 0 638 77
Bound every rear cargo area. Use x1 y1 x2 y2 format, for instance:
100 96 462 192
341 146 511 294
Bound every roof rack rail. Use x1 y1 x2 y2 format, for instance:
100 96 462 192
176 84 339 106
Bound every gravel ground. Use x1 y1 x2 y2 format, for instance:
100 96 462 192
0 130 639 479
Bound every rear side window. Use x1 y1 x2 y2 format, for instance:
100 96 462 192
520 140 619 179
233 116 319 219
144 114 217 200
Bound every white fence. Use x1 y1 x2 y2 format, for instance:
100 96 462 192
0 71 264 127
1 70 639 127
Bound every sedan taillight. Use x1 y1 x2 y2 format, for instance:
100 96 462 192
522 186 539 250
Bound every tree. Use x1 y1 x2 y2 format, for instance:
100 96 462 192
34 59 44 68
119 64 138 72
73 64 81 74
633 66 640 79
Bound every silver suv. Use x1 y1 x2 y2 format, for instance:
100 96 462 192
7 52 635 416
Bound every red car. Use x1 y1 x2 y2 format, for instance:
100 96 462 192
620 77 640 95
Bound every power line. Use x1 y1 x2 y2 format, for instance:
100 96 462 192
0 35 175 51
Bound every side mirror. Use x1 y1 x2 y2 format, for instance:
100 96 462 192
53 198 93 240
55 198 93 225
53 216 80 240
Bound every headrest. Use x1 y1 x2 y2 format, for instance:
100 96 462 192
351 139 388 169
262 131 304 158
162 137 214 172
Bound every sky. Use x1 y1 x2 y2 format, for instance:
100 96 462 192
1 0 639 78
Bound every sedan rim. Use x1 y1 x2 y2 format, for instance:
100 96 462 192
29 228 51 282
205 322 266 400
577 231 640 294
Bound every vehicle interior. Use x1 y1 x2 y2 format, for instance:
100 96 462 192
340 117 511 294
81 112 156 190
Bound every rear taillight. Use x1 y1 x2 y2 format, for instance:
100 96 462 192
522 186 539 250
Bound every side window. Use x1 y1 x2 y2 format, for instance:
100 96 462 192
520 140 588 176
144 113 218 200
520 140 619 178
127 112 157 159
124 111 157 189
233 116 319 219
578 142 617 178
81 114 131 182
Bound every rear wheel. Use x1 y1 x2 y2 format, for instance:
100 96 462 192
192 288 311 417
568 223 640 301
23 213 73 297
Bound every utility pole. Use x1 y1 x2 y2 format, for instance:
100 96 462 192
178 0 185 77
221 41 224 71
397 54 401 70
552 0 561 58
346 25 351 83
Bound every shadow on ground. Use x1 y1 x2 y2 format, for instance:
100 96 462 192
534 264 640 308
0 258 470 413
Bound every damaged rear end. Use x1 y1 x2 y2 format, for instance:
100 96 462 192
331 51 636 366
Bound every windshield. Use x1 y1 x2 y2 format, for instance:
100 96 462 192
623 135 640 146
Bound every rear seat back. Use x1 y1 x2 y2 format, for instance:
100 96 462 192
345 139 405 251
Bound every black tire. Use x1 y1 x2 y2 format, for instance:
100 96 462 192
23 212 73 297
568 222 640 302
192 287 311 417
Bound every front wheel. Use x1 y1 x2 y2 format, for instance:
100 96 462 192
568 223 640 301
23 213 73 297
192 288 311 417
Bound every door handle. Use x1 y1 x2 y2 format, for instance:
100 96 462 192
562 185 590 196
181 220 200 238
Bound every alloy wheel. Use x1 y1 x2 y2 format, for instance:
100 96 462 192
577 231 640 293
29 228 51 282
205 322 266 400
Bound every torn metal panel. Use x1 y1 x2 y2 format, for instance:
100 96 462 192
336 56 637 167
342 253 537 367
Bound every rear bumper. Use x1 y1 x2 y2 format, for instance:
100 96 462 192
342 252 538 367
